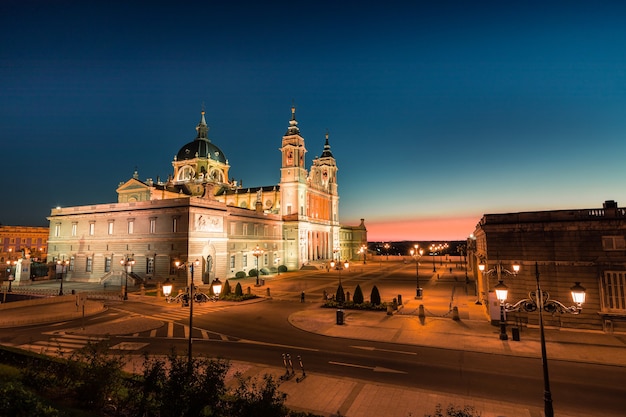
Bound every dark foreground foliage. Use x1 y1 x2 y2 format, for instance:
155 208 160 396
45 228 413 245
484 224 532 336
0 343 321 417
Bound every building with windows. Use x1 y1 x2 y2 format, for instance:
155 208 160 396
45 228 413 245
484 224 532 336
1 225 48 281
46 107 366 286
470 200 626 333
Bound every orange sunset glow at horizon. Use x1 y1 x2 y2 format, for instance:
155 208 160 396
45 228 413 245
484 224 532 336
365 216 480 242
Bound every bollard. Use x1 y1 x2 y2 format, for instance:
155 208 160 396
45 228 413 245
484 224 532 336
247 286 251 295
397 294 403 305
418 304 425 318
452 306 460 321
266 287 271 297
387 304 394 315
296 355 307 383
346 291 351 303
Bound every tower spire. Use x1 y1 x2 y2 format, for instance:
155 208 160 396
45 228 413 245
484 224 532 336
321 130 333 158
196 108 209 140
285 103 300 135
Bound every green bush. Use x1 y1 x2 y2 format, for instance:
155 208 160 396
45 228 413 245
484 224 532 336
260 267 270 275
278 265 288 273
235 271 246 279
353 284 364 304
234 282 243 296
249 269 258 277
370 285 381 305
222 279 232 296
220 293 259 302
335 283 345 303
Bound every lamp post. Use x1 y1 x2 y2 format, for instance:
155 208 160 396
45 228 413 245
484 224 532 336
430 244 436 272
358 244 367 264
174 258 200 372
56 259 69 296
120 256 135 301
253 245 264 286
478 260 520 340
410 245 424 299
6 260 17 292
384 243 390 261
496 263 586 417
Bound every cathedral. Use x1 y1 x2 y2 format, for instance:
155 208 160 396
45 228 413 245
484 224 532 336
46 107 367 285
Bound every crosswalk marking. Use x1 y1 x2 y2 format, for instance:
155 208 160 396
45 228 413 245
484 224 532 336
19 333 108 356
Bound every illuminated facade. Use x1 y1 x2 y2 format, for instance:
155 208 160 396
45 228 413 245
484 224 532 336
46 107 366 284
470 200 626 333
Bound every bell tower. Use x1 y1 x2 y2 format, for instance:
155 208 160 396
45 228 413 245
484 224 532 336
280 106 308 218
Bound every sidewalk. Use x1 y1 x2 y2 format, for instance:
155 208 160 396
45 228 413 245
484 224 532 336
1 272 625 416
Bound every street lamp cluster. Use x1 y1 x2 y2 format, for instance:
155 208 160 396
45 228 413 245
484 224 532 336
409 244 424 299
358 244 367 264
480 260 587 417
429 243 447 272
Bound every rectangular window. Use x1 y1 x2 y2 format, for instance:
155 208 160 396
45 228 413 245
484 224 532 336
108 222 114 235
601 271 626 313
230 222 236 235
69 256 75 272
287 205 292 215
104 257 111 272
150 218 156 234
230 255 235 269
128 220 134 234
54 224 61 237
263 253 268 266
172 218 178 233
86 257 93 272
243 224 248 236
71 223 77 237
89 222 95 236
254 224 259 236
147 258 155 274
602 236 626 251
243 254 248 268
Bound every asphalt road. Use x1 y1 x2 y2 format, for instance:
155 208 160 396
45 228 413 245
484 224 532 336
1 264 625 416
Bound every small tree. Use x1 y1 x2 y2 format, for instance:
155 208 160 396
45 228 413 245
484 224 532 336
222 279 232 296
353 284 364 304
234 282 243 296
336 283 345 303
370 285 381 305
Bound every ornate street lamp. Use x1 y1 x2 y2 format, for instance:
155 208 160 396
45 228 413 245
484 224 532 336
359 244 367 264
162 278 174 302
56 259 69 296
6 260 17 292
478 260 520 340
120 256 135 301
211 277 222 299
174 258 200 372
384 243 390 261
497 263 586 417
252 245 264 286
410 245 424 299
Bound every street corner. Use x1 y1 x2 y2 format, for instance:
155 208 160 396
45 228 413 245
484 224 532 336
288 308 337 334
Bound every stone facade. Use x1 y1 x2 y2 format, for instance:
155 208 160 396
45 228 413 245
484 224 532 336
470 200 626 333
46 107 366 285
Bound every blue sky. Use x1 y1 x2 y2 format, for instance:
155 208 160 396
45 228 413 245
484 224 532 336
2 1 626 241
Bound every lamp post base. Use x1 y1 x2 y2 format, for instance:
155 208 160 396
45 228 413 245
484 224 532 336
415 288 423 299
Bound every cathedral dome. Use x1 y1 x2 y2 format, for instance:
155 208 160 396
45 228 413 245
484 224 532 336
176 138 227 163
175 110 227 163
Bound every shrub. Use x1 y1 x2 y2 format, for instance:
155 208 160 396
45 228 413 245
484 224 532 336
260 267 270 275
234 282 243 296
335 283 345 303
278 265 288 273
235 271 246 279
222 279 232 296
353 284 364 304
425 403 482 417
370 285 381 305
249 269 258 277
